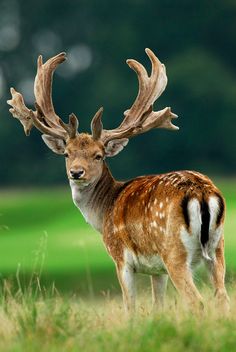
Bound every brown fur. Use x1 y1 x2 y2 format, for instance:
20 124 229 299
104 171 221 261
59 134 229 312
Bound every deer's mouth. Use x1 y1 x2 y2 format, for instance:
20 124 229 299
69 176 90 185
69 177 85 181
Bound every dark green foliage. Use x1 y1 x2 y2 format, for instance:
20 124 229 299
0 0 236 186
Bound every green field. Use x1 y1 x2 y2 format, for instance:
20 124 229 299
0 180 236 293
0 180 235 351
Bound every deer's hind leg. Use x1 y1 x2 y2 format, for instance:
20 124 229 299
206 236 230 312
151 274 168 309
163 237 204 311
165 261 204 311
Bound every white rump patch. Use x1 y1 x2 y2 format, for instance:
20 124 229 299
206 196 223 258
208 196 219 232
188 198 201 235
181 198 209 266
180 226 202 268
187 198 212 260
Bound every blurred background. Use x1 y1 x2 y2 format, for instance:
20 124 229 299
0 0 235 296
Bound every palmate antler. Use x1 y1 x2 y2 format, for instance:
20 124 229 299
91 48 178 144
8 48 178 145
7 52 78 140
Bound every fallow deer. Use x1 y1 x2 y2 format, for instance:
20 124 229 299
7 49 229 312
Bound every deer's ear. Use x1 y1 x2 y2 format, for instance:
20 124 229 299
104 138 129 157
42 134 66 155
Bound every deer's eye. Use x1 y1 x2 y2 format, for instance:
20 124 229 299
95 154 102 161
64 153 69 158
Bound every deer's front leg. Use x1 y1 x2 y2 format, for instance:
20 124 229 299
116 263 136 313
151 274 168 309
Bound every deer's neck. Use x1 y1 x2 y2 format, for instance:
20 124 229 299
69 163 122 233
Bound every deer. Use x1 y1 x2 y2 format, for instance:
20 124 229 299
7 48 229 313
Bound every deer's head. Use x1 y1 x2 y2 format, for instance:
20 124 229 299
7 49 178 188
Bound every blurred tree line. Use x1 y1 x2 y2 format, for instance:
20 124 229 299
0 0 236 186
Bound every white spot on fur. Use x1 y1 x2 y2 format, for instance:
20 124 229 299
154 199 157 205
160 202 163 209
172 178 178 184
152 243 157 250
151 221 158 228
156 211 159 217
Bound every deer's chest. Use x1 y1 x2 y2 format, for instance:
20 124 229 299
70 182 102 233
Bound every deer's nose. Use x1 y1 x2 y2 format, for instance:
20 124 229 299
70 169 85 180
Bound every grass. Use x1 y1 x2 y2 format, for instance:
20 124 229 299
0 179 235 351
0 285 235 352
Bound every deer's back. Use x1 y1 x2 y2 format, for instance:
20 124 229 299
103 171 225 268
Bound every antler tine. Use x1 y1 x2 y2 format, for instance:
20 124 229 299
8 52 79 140
34 52 67 129
59 113 79 139
7 87 34 136
100 48 178 145
146 48 167 100
91 107 104 140
118 58 149 128
30 102 68 139
34 52 79 139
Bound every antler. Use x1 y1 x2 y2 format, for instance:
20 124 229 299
91 48 178 144
7 53 79 140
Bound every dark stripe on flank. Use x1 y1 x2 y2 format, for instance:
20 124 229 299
181 195 190 228
200 199 210 247
216 194 225 226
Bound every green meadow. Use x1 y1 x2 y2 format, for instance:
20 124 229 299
0 179 235 351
